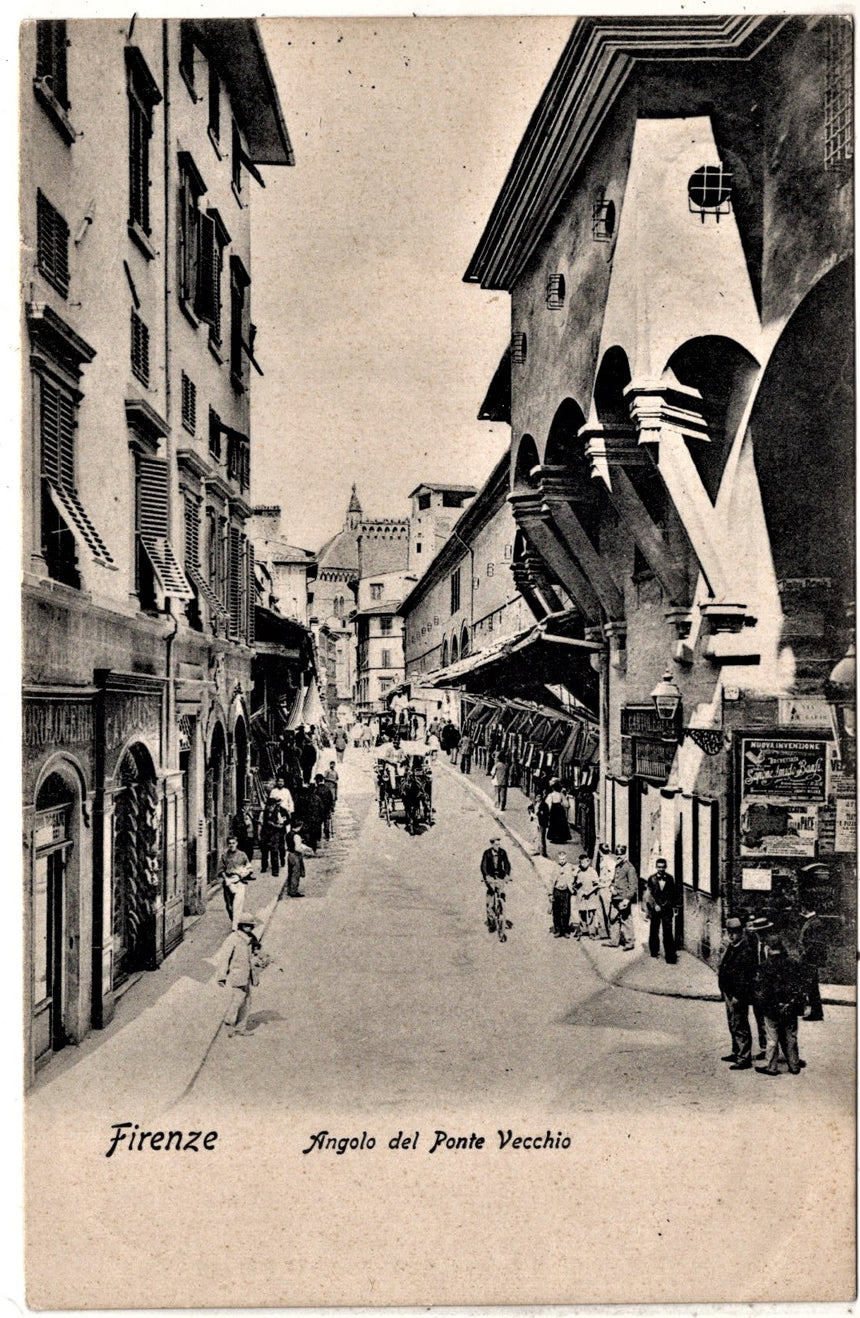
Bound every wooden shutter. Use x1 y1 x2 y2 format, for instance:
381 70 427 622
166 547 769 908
40 378 75 486
228 524 242 639
195 212 216 324
36 21 68 108
246 542 256 644
183 493 199 567
131 311 150 384
138 458 194 599
37 192 70 297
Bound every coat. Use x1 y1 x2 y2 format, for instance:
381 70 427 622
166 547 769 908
798 914 828 967
644 871 679 914
480 847 511 885
754 955 808 1019
215 930 259 990
611 859 639 905
717 934 758 1001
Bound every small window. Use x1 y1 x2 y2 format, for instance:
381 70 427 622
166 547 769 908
415 541 422 553
370 583 383 601
179 24 196 96
127 48 161 240
35 20 69 109
196 209 229 342
511 332 527 364
417 492 432 511
381 649 392 669
450 567 461 615
36 191 69 298
232 121 243 197
687 165 732 223
546 273 566 309
442 491 464 508
592 195 616 241
487 562 495 577
181 372 196 433
130 310 150 386
380 616 393 633
178 153 206 309
503 543 512 560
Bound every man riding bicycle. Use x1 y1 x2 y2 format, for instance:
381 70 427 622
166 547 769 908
480 836 512 940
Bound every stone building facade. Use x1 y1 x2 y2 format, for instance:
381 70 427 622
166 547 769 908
21 18 292 1080
466 15 855 978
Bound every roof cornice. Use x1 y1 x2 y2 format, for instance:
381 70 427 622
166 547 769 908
464 14 789 291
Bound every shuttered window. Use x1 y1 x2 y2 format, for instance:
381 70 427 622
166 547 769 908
208 63 220 141
181 372 196 433
246 542 256 644
209 407 222 461
130 310 150 385
39 376 115 573
136 456 194 600
228 524 243 639
36 20 68 108
36 191 70 297
196 211 227 340
185 491 227 622
178 157 205 307
126 49 160 237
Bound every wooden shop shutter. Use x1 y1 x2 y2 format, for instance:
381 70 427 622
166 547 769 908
228 523 243 639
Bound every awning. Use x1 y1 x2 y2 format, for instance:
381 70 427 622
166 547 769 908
422 615 601 689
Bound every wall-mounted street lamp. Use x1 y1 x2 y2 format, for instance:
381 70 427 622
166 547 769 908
651 671 683 744
826 639 856 775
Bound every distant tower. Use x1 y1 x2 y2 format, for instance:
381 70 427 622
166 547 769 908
346 484 363 531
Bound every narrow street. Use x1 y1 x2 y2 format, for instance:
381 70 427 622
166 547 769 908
180 750 854 1118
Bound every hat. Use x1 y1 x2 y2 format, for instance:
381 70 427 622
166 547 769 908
617 845 627 855
725 917 743 931
236 911 259 931
490 835 501 844
747 917 772 931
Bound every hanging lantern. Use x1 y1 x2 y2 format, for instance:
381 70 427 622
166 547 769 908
651 671 683 743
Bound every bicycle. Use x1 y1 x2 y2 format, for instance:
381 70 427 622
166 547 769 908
489 883 508 943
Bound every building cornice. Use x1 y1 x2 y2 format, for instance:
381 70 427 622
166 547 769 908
464 14 788 291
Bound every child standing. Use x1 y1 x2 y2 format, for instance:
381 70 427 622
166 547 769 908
216 912 262 1037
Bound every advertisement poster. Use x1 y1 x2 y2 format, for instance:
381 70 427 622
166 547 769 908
741 739 827 802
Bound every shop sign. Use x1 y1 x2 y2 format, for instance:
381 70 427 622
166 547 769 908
24 699 93 749
742 867 772 891
777 697 831 728
104 694 161 751
621 706 664 738
34 806 69 850
633 739 676 782
741 739 826 802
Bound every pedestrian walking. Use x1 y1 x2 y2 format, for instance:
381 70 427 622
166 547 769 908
231 798 257 859
315 773 336 840
595 842 617 938
491 751 509 810
268 774 295 822
798 904 827 1021
299 733 317 784
717 917 758 1069
215 912 262 1037
573 853 600 938
459 733 473 775
324 758 339 805
334 728 348 762
259 799 288 878
425 729 441 760
527 803 542 856
644 858 679 963
608 845 638 949
219 834 254 926
536 792 549 857
281 839 306 898
545 781 571 846
480 835 511 937
747 916 773 1058
753 941 807 1075
296 781 325 852
549 853 574 938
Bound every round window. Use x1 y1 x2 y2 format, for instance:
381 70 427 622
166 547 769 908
688 164 732 211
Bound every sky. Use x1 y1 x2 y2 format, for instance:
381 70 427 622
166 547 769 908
251 17 573 551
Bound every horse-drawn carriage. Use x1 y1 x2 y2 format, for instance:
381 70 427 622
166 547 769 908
374 741 433 833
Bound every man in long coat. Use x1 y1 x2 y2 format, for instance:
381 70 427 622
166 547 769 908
717 916 758 1068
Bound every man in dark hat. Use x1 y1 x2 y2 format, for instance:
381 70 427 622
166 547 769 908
798 903 828 1021
717 917 758 1069
753 941 807 1075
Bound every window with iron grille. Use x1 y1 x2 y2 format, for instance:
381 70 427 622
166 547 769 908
178 153 206 307
126 49 161 238
687 166 732 223
181 372 196 434
592 195 616 241
511 332 527 364
36 191 69 297
36 20 68 109
450 567 461 615
130 310 150 385
546 273 566 309
209 407 222 461
825 17 853 171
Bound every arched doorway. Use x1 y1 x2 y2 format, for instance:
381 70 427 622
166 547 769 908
112 743 159 984
205 722 227 883
451 634 459 664
233 716 248 812
460 625 470 658
441 637 449 668
33 769 78 1062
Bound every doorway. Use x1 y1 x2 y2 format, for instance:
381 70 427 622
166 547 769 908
112 743 159 984
33 773 74 1065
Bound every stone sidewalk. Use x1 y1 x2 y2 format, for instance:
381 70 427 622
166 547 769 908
438 757 856 1009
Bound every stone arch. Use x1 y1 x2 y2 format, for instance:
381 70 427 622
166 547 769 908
205 720 228 883
233 714 248 810
111 741 159 984
544 398 587 467
441 637 449 668
31 756 87 1062
460 624 470 658
748 260 853 602
664 335 760 505
512 433 540 489
451 633 459 664
593 347 632 426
